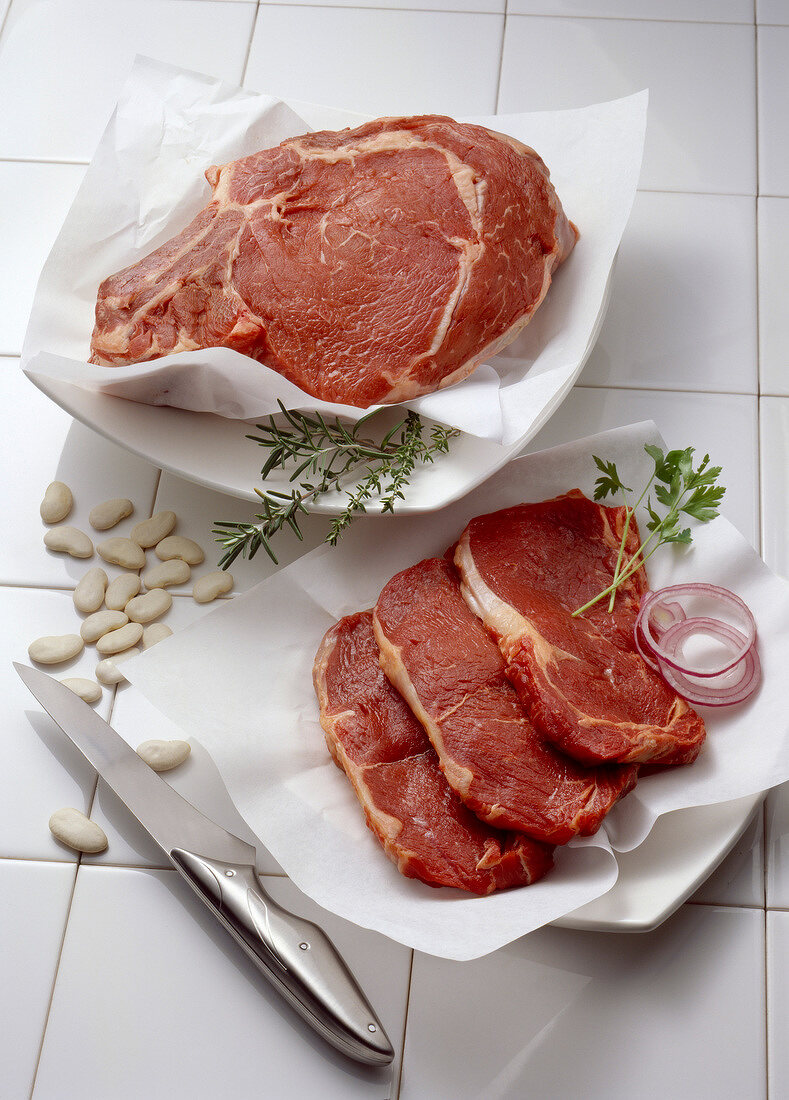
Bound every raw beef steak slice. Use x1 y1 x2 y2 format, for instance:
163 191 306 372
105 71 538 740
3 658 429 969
90 115 577 408
372 558 636 844
455 491 706 767
313 611 553 894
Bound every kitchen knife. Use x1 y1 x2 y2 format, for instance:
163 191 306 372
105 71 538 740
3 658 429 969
14 662 394 1067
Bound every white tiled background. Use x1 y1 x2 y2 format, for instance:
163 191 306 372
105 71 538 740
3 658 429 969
1 3 787 1097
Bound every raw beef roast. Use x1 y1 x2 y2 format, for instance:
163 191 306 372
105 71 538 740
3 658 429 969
455 491 706 767
90 115 577 407
372 557 637 844
313 611 553 894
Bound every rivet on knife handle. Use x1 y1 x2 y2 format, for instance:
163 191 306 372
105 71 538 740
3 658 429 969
170 849 394 1066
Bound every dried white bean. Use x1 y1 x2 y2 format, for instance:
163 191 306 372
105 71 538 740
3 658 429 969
73 567 108 613
136 739 191 772
193 571 234 604
95 648 140 685
97 537 146 570
60 677 102 704
49 808 107 853
89 497 134 531
40 481 73 524
142 623 173 650
96 622 143 656
105 573 141 611
130 510 176 548
80 609 128 643
143 559 190 590
28 634 84 664
44 525 93 559
155 535 204 566
125 589 172 624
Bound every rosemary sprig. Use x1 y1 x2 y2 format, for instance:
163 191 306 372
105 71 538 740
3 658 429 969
213 403 459 567
572 444 725 617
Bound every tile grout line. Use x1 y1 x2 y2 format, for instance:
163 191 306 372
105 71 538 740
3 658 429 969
0 853 79 866
231 0 508 19
754 39 769 1093
240 0 262 85
394 949 415 1100
148 466 164 520
234 5 767 26
754 3 764 570
577 381 759 398
0 0 13 44
0 156 90 167
26 850 86 1099
493 0 506 114
765 907 770 1100
686 899 766 911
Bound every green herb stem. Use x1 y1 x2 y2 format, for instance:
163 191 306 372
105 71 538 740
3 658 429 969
213 405 459 567
573 444 725 618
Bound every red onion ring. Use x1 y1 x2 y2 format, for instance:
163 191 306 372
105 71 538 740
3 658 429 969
636 584 756 677
648 599 686 640
657 633 761 708
634 584 760 708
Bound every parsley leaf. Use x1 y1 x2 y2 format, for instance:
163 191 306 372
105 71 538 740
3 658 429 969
573 443 726 616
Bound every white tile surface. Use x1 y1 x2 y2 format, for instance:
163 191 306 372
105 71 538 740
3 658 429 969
758 0 789 23
34 866 410 1099
499 16 756 195
0 860 76 1099
510 0 752 16
245 7 504 117
403 905 764 1100
152 470 335 594
0 0 256 162
0 162 85 355
690 803 764 907
758 197 789 393
0 3 785 1097
759 397 789 577
768 911 789 1099
274 0 505 11
528 387 760 547
766 782 789 909
581 191 757 393
0 359 160 589
757 26 789 196
0 586 112 861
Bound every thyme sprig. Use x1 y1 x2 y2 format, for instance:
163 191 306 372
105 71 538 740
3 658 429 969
213 404 459 568
572 444 725 617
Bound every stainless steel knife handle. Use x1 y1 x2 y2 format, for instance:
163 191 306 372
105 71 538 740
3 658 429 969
170 848 394 1066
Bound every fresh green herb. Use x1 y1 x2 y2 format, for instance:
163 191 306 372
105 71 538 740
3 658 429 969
213 403 459 568
572 444 725 617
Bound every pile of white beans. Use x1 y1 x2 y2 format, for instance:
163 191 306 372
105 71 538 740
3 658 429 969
33 481 234 853
32 481 235 696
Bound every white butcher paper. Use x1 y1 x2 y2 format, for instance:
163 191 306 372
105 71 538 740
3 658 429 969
121 422 789 960
21 55 647 446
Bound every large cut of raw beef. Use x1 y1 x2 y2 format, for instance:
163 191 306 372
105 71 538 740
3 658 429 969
313 611 553 894
90 115 577 407
372 557 637 843
455 491 706 767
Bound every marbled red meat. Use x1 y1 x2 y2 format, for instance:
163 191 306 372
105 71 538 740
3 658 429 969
372 558 636 843
90 115 577 407
313 611 553 894
455 490 706 767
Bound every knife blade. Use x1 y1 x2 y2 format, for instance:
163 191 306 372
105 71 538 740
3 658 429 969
14 662 394 1067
